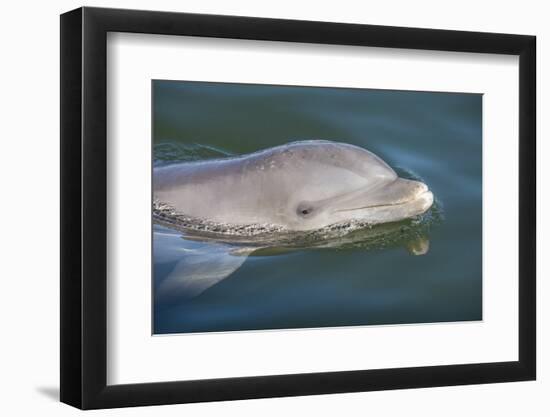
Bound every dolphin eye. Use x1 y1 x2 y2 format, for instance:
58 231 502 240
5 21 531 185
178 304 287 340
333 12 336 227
297 204 314 217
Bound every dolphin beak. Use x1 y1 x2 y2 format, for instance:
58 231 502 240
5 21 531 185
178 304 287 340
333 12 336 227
335 178 432 212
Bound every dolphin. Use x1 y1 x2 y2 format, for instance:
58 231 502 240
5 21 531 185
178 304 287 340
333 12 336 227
153 140 433 232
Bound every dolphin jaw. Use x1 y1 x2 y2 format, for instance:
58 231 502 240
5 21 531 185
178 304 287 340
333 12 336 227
325 185 434 227
333 187 433 214
332 190 433 227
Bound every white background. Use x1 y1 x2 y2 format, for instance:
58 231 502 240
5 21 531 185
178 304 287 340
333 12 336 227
0 0 546 416
108 34 519 384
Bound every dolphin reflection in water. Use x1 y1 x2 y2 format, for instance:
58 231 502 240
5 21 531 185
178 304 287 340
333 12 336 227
153 141 439 302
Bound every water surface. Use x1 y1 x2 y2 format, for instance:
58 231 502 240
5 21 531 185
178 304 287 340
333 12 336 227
152 80 482 334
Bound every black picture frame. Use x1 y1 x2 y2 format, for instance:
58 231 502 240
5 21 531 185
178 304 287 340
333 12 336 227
60 6 536 410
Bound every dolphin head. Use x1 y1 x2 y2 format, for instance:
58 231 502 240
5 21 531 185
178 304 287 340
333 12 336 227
291 177 433 230
270 142 434 231
153 140 434 233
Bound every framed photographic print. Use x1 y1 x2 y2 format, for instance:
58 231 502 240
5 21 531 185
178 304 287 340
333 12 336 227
60 6 536 409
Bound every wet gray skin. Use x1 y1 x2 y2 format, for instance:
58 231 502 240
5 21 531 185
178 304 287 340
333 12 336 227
153 140 434 232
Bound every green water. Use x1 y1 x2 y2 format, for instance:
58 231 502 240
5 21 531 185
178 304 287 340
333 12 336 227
152 80 482 334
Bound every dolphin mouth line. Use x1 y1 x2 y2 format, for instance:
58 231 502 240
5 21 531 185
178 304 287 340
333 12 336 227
334 190 433 213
